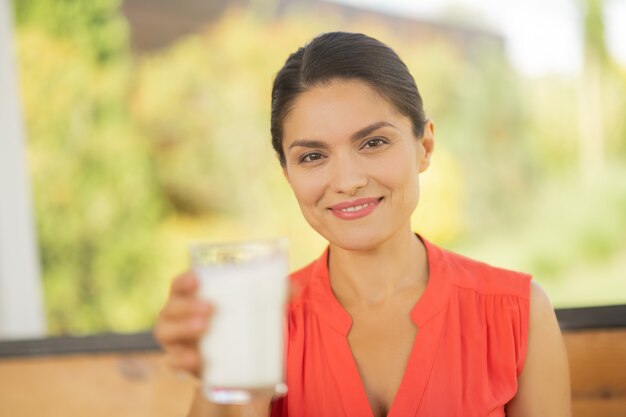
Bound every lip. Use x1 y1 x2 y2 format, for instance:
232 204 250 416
328 197 383 220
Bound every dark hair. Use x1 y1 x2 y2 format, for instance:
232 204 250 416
271 31 427 166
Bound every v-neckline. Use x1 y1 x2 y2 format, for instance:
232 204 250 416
309 235 452 417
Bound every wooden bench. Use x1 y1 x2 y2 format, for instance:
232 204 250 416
0 305 624 416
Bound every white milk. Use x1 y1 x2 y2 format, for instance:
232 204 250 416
196 253 288 392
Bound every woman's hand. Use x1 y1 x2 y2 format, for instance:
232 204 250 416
153 271 213 378
155 272 276 416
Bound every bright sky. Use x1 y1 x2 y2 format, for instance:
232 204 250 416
333 0 626 76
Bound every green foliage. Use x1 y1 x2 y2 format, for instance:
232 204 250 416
583 0 609 64
453 163 626 307
14 0 127 62
18 28 166 333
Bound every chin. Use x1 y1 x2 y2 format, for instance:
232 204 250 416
320 226 392 252
302 210 400 252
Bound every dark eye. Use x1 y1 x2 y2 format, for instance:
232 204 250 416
299 152 325 164
362 138 388 149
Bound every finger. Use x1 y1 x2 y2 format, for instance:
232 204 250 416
154 316 210 345
161 297 213 320
166 347 203 377
170 271 200 296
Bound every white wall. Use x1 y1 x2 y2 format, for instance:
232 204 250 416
0 0 46 339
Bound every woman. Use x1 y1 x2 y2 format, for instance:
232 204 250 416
154 32 571 417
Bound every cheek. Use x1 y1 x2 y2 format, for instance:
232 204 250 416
378 155 421 207
287 173 329 233
377 151 419 189
288 173 327 208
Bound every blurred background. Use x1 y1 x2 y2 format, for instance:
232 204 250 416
3 0 626 337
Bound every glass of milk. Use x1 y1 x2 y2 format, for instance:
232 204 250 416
190 238 289 404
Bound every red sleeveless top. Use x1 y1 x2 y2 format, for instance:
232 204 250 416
271 236 531 417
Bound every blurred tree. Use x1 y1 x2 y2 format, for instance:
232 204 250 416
578 0 609 180
16 2 167 333
14 0 127 62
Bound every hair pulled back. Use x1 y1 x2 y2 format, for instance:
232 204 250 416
271 31 427 166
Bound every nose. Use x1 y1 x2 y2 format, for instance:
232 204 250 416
329 152 368 196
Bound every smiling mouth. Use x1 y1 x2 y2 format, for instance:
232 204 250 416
338 199 381 212
328 197 384 215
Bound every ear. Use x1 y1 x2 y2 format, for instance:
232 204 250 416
417 119 435 173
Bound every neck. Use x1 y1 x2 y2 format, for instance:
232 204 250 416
328 227 428 307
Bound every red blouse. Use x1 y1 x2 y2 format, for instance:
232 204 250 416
271 235 531 417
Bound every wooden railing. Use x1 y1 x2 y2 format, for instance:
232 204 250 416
556 305 626 416
0 305 624 417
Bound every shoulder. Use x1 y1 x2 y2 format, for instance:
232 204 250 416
528 280 553 316
506 280 571 415
439 247 532 298
525 281 562 357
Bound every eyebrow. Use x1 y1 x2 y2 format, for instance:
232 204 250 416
287 121 398 151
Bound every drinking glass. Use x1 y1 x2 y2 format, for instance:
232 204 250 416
190 238 289 404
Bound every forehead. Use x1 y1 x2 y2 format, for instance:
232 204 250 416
282 79 404 144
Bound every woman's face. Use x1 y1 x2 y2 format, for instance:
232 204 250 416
281 79 434 251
